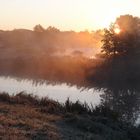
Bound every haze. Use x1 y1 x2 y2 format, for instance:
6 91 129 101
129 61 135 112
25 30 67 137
0 0 140 31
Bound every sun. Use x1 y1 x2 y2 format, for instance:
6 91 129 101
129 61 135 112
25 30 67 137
114 24 121 34
114 28 121 34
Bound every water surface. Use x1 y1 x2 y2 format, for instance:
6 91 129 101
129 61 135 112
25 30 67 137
0 76 101 106
1 76 140 125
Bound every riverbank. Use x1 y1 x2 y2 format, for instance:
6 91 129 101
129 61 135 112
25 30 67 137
0 92 140 140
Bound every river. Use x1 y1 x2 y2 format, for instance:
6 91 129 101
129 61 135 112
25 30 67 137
0 76 101 106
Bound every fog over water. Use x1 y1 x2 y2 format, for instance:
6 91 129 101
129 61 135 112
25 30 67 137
0 21 140 125
0 27 104 106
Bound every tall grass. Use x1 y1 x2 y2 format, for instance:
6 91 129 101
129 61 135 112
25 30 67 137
0 92 120 120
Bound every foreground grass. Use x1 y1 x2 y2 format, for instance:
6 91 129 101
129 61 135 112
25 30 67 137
0 92 61 140
0 92 140 140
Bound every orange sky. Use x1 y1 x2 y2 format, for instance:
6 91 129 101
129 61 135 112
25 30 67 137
0 0 140 31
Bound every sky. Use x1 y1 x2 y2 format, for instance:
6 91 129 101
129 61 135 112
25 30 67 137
0 0 140 31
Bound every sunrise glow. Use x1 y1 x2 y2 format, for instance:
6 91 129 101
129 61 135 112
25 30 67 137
0 0 140 31
114 27 121 34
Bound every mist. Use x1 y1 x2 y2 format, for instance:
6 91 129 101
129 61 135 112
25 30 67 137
0 26 102 87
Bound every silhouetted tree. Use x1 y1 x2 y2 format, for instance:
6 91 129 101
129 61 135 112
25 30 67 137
101 24 115 56
102 15 140 57
88 15 140 86
46 26 60 32
33 24 45 32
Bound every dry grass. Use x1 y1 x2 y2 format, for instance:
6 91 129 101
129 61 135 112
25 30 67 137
0 102 60 140
0 92 140 140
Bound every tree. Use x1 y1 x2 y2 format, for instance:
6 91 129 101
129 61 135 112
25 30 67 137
101 24 115 56
46 26 60 32
33 24 45 32
101 15 140 57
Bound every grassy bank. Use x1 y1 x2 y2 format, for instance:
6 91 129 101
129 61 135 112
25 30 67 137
0 92 140 140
